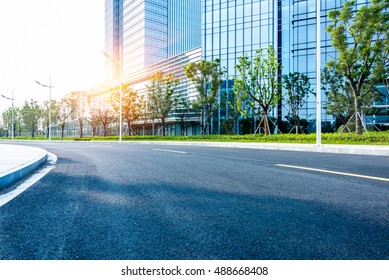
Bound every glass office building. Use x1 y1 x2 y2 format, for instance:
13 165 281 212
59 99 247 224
105 0 202 77
122 0 168 77
203 0 276 76
168 0 201 57
104 0 123 81
202 0 377 131
101 0 387 134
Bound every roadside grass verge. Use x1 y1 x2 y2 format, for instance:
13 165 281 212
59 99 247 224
1 131 389 145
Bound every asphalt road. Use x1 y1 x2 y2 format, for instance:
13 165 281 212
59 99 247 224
0 141 388 260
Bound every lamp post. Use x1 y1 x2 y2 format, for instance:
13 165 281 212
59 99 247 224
102 51 122 142
316 0 322 146
35 76 54 141
1 92 15 140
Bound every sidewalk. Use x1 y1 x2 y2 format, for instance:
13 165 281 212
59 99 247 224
0 144 48 190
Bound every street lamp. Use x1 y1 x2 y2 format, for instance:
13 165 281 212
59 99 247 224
316 0 322 146
102 51 123 142
1 92 15 140
35 76 54 141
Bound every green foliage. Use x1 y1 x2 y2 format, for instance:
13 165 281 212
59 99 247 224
172 96 192 136
233 45 282 135
109 83 142 135
68 131 389 145
67 91 88 138
184 59 225 135
1 107 14 136
42 99 59 136
321 67 355 128
21 99 42 137
3 131 389 145
326 0 389 134
282 72 313 134
57 99 72 138
97 108 116 136
146 71 179 136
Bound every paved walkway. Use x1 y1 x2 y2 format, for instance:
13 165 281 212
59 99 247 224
0 144 47 190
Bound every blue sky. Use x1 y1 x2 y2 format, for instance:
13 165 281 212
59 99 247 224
0 0 105 111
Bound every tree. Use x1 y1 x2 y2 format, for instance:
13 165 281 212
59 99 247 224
327 0 389 134
88 109 100 136
184 59 225 135
282 72 313 134
97 108 116 136
43 100 59 138
14 107 22 136
137 95 149 135
21 99 42 137
375 47 389 95
146 71 179 136
223 88 249 135
233 45 282 135
173 96 192 136
110 84 141 135
1 108 13 137
67 91 87 138
57 98 72 138
321 67 355 130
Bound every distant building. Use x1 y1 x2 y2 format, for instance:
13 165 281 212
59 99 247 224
104 0 201 78
104 0 123 81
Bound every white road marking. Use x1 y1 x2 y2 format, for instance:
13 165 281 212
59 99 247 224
276 164 389 182
153 149 188 154
0 153 57 207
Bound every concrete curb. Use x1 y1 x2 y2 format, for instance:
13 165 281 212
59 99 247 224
1 139 389 157
120 141 389 156
0 147 48 190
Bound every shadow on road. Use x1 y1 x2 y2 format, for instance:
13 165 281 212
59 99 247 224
0 170 388 260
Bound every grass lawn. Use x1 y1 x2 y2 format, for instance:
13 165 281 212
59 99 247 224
2 131 389 145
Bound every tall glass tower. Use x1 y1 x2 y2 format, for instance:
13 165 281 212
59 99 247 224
122 0 168 77
202 0 276 76
105 0 123 81
105 0 201 78
168 0 201 57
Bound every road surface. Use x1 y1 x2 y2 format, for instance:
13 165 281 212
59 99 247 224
0 142 388 259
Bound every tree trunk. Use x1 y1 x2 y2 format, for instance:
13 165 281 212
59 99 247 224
263 109 270 136
127 119 131 136
79 121 83 138
207 117 211 135
201 108 206 135
103 123 108 136
294 115 300 134
355 97 363 134
161 118 166 136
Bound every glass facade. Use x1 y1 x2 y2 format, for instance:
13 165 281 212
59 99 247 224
202 0 376 130
202 0 278 133
103 0 386 133
105 0 123 81
122 0 168 77
168 0 201 57
203 0 276 76
119 0 201 77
